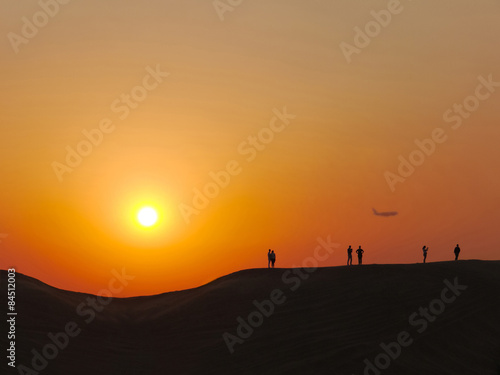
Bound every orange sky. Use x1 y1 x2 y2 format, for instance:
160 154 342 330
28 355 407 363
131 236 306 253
1 0 499 296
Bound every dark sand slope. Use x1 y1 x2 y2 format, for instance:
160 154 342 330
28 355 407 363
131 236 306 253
2 260 500 375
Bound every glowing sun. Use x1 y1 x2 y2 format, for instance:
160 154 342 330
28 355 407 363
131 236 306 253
137 207 158 227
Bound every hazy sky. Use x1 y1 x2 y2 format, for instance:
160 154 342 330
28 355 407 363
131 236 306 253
1 0 499 296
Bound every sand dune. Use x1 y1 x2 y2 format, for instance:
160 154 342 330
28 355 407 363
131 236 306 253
2 260 500 375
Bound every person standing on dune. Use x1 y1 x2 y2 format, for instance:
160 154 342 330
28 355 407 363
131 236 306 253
268 249 272 268
347 246 353 266
422 246 428 263
454 244 461 260
270 250 276 268
356 246 364 265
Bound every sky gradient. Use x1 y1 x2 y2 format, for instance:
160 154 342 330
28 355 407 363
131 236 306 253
1 0 499 296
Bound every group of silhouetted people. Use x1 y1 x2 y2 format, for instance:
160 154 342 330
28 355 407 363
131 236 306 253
347 245 364 265
421 244 461 263
267 243 462 269
345 244 463 265
267 249 276 268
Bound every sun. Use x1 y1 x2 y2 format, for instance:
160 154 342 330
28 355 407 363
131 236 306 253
137 207 158 227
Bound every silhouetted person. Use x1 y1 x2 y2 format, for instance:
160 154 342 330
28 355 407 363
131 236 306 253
454 244 460 260
356 246 364 265
347 245 353 265
270 250 276 268
267 249 272 268
422 246 428 263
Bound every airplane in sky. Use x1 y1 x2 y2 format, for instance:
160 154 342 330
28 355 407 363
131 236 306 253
372 208 398 217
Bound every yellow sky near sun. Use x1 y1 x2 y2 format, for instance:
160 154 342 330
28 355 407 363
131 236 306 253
0 0 499 295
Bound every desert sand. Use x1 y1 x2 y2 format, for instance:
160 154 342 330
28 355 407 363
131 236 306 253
2 260 500 375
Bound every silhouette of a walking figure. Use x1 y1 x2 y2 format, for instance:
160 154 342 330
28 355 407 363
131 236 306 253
347 246 353 265
356 246 364 265
454 244 460 260
270 250 276 268
267 249 272 268
422 246 428 263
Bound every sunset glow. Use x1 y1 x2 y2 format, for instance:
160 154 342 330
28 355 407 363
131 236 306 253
1 1 499 297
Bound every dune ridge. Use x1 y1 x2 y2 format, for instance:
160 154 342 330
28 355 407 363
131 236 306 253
2 260 500 375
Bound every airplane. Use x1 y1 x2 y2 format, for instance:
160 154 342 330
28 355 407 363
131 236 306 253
372 208 398 217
